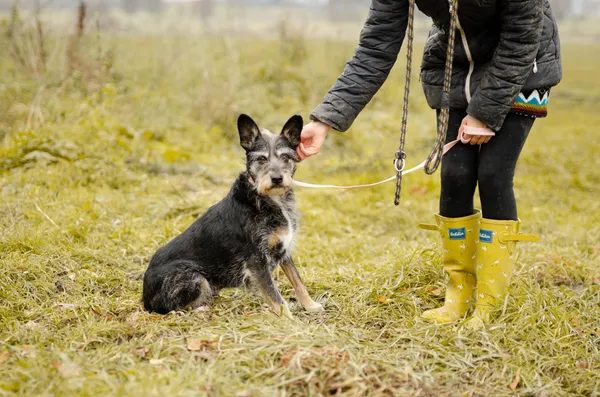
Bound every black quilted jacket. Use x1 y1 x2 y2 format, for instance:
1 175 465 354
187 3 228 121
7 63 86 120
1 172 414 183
310 0 562 132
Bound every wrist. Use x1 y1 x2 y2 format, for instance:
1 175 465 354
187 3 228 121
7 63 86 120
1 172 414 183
466 114 488 129
314 120 332 133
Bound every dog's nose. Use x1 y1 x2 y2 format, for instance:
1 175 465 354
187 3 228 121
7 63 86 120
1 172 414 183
271 175 284 185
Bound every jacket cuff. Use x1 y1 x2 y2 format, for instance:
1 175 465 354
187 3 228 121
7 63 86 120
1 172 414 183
466 94 512 132
310 94 359 132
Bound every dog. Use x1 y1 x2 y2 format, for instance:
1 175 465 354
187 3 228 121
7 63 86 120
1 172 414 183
142 114 324 317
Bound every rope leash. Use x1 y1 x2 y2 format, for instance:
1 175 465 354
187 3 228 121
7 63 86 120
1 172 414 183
393 0 416 205
424 0 460 176
391 0 460 204
294 127 494 190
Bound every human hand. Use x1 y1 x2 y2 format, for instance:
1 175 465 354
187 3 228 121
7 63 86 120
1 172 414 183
296 120 331 161
460 115 492 145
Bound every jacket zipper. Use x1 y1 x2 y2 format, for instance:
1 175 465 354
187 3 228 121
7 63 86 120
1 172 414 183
451 11 538 102
454 14 474 103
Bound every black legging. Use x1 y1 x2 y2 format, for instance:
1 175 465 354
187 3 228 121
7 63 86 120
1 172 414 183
439 110 534 221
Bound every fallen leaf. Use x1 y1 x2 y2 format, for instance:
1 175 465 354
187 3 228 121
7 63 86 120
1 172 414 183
0 351 10 363
236 391 253 397
427 286 443 296
21 346 35 358
187 338 202 352
187 338 216 360
377 296 387 303
149 358 163 365
25 321 39 329
54 303 77 310
410 186 427 196
576 360 594 369
52 360 80 377
593 277 600 285
508 368 521 390
133 347 150 358
571 317 581 326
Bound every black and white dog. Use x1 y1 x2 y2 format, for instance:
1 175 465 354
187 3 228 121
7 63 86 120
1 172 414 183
142 114 323 317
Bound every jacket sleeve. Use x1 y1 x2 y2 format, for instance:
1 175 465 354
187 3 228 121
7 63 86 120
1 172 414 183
466 0 543 131
310 0 408 132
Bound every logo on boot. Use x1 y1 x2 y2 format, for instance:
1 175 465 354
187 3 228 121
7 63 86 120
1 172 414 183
480 229 493 243
448 227 466 240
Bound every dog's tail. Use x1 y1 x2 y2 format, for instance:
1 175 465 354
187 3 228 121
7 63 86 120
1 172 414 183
142 260 210 314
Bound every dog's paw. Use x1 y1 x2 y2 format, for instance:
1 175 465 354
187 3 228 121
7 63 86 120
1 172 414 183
304 302 325 312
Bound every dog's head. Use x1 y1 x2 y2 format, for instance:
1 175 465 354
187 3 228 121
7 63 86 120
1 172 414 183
238 114 302 197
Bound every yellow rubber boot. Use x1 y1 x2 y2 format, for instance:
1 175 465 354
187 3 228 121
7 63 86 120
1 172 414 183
465 218 539 330
419 210 481 323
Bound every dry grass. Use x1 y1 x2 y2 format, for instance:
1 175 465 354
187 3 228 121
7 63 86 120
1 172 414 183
0 9 599 397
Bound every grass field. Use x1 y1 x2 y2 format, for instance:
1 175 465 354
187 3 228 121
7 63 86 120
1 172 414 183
1 8 599 397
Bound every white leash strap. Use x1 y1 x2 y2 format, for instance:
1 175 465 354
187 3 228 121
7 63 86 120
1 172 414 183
293 126 494 190
294 161 425 189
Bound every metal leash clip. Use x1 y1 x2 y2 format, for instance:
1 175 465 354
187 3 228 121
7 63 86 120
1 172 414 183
394 150 406 173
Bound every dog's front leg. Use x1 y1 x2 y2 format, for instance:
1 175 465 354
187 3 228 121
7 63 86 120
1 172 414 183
280 258 324 312
250 266 292 318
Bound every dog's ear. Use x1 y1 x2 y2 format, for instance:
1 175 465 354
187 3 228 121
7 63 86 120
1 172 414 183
238 114 260 151
280 115 303 148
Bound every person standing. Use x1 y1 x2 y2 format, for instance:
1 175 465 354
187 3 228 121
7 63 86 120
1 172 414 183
297 0 561 328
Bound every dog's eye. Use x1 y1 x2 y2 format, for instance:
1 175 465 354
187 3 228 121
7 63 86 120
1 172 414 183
281 155 293 163
256 156 268 164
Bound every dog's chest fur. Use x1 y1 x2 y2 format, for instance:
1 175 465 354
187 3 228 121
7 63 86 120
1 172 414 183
260 194 298 266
